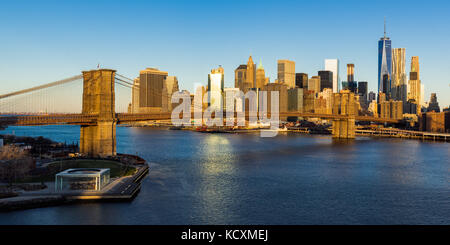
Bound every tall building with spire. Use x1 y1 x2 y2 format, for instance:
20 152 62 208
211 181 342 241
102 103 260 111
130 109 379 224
255 60 268 89
246 56 256 89
392 48 407 103
378 19 392 98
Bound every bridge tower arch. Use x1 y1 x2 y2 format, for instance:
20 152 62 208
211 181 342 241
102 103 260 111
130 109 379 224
79 69 117 157
332 90 357 139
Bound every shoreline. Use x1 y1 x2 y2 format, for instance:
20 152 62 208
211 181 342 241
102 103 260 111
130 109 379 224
0 159 149 212
159 125 450 142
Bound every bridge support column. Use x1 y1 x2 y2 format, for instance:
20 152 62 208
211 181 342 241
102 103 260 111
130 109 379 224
332 118 355 139
79 69 117 157
80 120 116 157
332 90 356 139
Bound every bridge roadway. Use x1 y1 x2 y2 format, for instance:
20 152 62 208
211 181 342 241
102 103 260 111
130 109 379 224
0 112 400 126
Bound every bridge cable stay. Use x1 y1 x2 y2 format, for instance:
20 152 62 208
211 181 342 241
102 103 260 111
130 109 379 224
114 77 134 87
0 75 82 100
0 75 84 115
116 73 134 83
114 76 135 113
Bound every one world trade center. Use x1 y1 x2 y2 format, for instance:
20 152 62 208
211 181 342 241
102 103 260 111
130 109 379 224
378 19 392 99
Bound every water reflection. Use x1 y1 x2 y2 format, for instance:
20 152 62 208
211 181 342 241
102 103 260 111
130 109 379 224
200 135 236 176
0 126 448 225
196 134 238 224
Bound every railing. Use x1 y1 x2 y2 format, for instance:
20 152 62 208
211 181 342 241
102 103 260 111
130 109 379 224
0 112 401 126
356 128 450 141
0 114 98 126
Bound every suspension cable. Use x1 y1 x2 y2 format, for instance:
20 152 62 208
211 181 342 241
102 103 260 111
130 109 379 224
0 75 83 100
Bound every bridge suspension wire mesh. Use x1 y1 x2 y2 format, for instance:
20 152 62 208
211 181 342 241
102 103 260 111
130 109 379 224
114 75 134 113
114 74 176 114
0 75 84 115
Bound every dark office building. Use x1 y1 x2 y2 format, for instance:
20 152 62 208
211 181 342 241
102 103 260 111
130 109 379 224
427 93 440 112
358 82 368 99
368 91 376 102
295 73 308 88
139 68 168 107
382 74 391 98
342 81 357 93
318 71 333 91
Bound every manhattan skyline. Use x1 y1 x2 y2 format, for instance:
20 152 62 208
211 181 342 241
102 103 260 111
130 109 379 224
0 0 449 107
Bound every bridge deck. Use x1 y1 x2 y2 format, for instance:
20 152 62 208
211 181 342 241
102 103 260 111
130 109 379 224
0 112 400 126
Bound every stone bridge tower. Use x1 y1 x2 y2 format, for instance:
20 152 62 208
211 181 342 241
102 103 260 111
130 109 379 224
79 69 117 157
332 90 357 139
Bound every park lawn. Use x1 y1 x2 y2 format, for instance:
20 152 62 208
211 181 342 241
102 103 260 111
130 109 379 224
20 159 136 183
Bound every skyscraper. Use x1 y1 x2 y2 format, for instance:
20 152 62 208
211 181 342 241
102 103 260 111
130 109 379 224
131 77 140 113
138 68 168 113
246 56 256 89
347 64 355 82
162 76 179 112
288 88 304 112
378 19 392 97
255 61 268 89
308 76 321 94
318 71 333 91
295 73 308 88
368 91 376 102
262 83 288 118
208 66 224 110
342 64 357 93
234 64 247 91
358 81 368 109
358 82 368 99
427 93 440 112
420 83 425 107
277 59 296 88
392 48 407 102
325 59 339 93
408 56 421 109
411 56 420 78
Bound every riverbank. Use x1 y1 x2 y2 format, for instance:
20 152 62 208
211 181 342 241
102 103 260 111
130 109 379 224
1 126 448 224
0 195 69 212
0 159 149 212
166 125 450 142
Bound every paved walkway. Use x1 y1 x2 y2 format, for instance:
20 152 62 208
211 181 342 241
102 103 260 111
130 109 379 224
1 164 148 204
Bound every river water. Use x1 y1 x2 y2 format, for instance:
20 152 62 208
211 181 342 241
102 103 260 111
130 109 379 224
0 125 449 224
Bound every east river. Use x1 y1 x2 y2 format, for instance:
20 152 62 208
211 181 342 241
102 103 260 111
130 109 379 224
0 125 449 224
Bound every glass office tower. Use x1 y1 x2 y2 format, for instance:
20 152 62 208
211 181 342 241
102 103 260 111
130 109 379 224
378 22 392 98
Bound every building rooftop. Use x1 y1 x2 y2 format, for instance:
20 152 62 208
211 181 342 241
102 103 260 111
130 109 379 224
236 64 247 70
56 168 110 178
140 68 168 75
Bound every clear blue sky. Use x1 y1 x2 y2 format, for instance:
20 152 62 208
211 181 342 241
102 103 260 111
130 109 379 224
1 0 449 107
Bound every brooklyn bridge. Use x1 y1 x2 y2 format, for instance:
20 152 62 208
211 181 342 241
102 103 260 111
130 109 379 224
0 69 400 157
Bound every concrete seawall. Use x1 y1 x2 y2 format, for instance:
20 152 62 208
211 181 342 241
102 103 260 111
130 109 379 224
0 163 149 212
0 195 70 212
